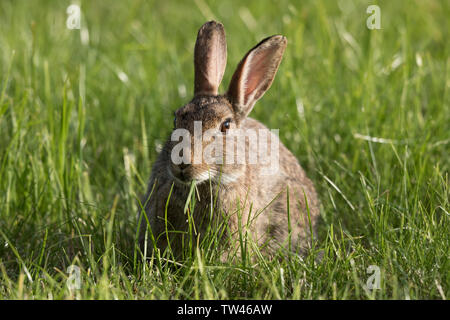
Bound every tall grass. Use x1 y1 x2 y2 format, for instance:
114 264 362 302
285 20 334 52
0 0 448 299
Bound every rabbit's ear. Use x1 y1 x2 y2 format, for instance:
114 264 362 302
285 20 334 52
226 35 287 118
194 21 227 96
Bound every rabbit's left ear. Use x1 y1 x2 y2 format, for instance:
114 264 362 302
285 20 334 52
226 35 287 118
194 21 227 96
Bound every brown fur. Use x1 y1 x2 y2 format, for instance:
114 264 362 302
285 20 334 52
138 21 320 258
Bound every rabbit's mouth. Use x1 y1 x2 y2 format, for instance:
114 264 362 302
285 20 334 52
167 164 241 187
167 165 209 186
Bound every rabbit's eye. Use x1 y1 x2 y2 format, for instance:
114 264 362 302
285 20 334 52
220 119 231 133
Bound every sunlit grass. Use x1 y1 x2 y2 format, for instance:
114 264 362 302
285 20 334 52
0 0 448 299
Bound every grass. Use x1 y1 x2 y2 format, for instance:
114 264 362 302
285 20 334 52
0 0 448 299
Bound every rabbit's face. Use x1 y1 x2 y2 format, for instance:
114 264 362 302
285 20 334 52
168 95 244 186
164 21 286 186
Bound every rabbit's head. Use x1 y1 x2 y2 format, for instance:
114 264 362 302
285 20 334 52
167 21 286 186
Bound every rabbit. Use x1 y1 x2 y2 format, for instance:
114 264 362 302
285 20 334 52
138 21 320 259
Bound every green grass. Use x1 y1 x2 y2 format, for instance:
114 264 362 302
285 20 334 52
0 0 448 299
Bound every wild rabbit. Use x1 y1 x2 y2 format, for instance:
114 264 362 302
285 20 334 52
138 21 319 259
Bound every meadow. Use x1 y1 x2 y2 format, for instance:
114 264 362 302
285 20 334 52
0 0 448 299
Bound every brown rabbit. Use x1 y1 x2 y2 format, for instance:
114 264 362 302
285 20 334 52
138 21 319 259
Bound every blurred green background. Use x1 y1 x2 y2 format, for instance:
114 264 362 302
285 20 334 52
0 0 448 299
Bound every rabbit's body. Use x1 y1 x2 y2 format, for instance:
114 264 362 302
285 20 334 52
139 21 319 258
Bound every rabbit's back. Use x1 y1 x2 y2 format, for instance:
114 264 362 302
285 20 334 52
219 117 319 253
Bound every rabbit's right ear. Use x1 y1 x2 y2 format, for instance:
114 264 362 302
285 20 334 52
226 35 287 119
194 21 227 97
